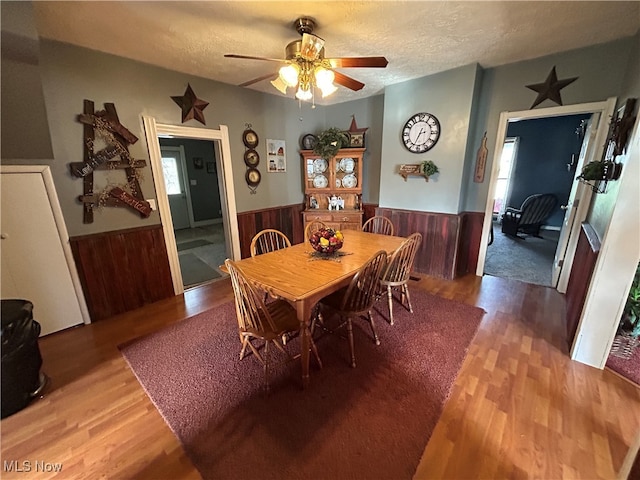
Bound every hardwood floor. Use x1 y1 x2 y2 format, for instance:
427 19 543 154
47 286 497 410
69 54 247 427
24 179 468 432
2 275 638 479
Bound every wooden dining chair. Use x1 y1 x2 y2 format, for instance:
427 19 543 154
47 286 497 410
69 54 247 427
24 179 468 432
362 216 394 236
378 232 422 325
250 229 291 257
311 250 388 368
304 221 328 241
250 229 291 304
225 259 322 392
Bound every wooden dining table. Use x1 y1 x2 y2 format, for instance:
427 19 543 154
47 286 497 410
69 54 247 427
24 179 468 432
229 229 406 388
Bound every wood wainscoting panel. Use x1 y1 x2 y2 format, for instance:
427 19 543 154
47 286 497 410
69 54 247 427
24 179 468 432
457 211 485 276
376 207 460 279
362 203 378 225
237 203 306 258
565 223 601 346
70 224 174 321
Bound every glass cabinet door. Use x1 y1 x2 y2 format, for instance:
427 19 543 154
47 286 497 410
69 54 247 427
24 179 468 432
305 156 330 191
334 155 358 190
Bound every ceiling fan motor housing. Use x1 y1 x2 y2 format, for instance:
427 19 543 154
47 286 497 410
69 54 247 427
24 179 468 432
294 17 316 35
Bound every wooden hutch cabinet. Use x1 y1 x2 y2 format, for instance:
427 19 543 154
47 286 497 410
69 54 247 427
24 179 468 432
301 148 365 232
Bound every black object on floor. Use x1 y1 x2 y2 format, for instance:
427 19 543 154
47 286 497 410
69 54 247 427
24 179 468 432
1 299 46 419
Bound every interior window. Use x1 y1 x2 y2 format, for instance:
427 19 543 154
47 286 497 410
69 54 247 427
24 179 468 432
493 137 518 217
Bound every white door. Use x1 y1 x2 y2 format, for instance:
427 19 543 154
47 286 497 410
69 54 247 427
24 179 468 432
1 167 88 336
552 113 599 288
161 147 191 230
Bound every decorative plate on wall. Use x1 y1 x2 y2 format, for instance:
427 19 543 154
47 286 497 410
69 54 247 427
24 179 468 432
242 128 259 149
301 133 318 150
245 167 261 187
244 149 260 167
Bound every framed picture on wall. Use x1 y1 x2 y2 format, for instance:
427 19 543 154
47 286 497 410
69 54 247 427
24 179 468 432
266 139 286 172
206 162 216 174
193 157 203 169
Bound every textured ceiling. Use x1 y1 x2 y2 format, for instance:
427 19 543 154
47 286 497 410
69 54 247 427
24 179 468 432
31 1 640 105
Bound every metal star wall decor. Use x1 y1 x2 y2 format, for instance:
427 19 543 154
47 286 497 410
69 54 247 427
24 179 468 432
525 66 578 109
171 83 209 125
347 115 368 136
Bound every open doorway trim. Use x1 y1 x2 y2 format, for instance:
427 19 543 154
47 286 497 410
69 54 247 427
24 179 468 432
142 117 240 295
476 98 617 290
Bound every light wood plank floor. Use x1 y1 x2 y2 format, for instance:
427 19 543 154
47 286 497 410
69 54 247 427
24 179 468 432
1 274 638 479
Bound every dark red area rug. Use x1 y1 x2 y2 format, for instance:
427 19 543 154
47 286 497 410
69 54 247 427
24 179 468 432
607 342 640 387
120 290 485 479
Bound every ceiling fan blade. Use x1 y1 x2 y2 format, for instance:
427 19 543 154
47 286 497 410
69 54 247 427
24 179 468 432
333 71 365 91
326 57 389 68
239 72 278 87
224 54 286 63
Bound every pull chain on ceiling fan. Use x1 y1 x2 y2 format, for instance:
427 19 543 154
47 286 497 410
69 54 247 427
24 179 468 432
224 17 388 102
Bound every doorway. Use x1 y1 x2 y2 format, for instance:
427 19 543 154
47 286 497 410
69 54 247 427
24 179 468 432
142 118 240 295
476 98 617 292
483 114 591 287
160 140 227 289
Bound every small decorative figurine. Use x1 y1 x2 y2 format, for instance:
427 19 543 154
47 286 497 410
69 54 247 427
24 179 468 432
310 196 318 209
328 195 339 211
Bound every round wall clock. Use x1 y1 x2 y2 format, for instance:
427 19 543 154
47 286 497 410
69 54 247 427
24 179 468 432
242 128 259 149
244 149 260 167
245 167 261 187
301 133 317 150
402 112 440 153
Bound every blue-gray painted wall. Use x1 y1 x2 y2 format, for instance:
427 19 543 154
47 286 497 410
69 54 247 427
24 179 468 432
505 114 591 227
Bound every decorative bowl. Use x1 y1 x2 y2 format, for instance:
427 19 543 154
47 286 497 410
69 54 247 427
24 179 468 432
309 227 344 254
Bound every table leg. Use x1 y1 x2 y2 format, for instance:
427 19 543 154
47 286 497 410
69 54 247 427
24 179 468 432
296 301 311 389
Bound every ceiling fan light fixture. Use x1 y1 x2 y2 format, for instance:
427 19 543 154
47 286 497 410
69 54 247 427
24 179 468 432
270 76 289 94
295 85 313 101
279 64 299 87
314 66 335 89
319 83 338 98
300 33 325 61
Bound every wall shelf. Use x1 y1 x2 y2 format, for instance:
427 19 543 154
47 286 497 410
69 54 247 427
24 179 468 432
398 164 431 182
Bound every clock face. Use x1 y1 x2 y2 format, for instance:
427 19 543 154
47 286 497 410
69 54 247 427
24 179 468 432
402 113 440 153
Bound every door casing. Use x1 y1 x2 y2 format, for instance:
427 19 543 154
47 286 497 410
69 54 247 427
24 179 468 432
476 98 617 293
143 118 240 295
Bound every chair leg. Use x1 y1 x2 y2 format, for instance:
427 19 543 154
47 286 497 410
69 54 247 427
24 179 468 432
367 310 380 345
310 309 319 336
403 284 413 314
309 333 323 369
240 337 250 360
387 285 394 325
311 309 326 337
346 318 356 368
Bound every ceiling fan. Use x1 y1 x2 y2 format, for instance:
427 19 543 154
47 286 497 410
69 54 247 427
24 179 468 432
224 17 388 101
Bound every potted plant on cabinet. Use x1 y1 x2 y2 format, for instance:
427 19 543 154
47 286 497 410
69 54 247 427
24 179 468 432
314 128 350 160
